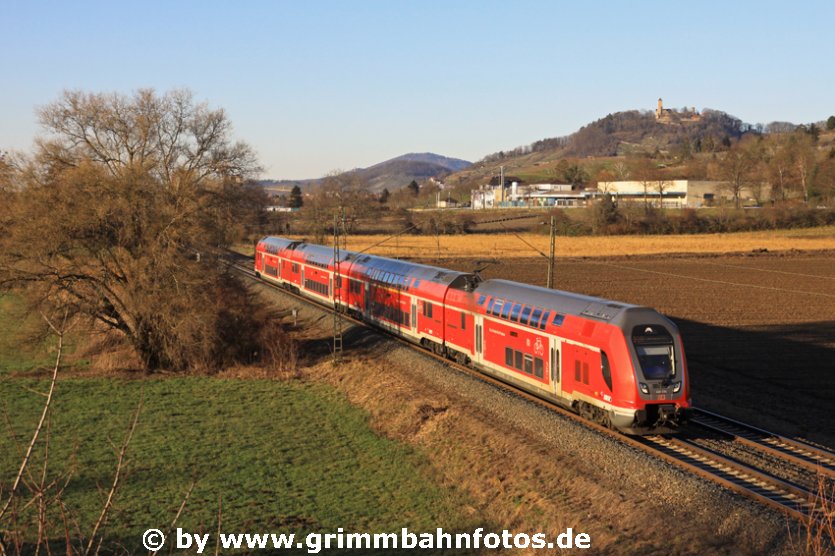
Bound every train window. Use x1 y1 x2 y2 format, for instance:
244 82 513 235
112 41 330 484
601 351 613 391
460 312 466 330
552 313 565 326
635 345 674 380
477 295 486 306
529 308 543 328
539 311 550 330
534 357 543 379
426 302 433 319
487 299 495 314
524 354 533 375
500 302 512 319
582 363 589 384
631 325 675 380
510 303 522 322
413 280 421 288
492 300 504 317
519 306 532 325
575 361 581 382
292 263 299 273
515 351 523 371
505 347 513 367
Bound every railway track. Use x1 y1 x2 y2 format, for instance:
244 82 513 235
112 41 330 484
639 435 827 522
690 408 835 480
225 251 835 526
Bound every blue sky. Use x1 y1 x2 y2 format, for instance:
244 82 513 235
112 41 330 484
2 0 833 179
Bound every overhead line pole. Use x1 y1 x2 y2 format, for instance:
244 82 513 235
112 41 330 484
332 214 343 366
547 215 556 289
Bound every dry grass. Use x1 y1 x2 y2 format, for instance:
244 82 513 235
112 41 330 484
299 355 778 555
236 226 835 260
789 474 835 556
318 227 835 260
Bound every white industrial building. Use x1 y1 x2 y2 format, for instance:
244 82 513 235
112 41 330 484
596 180 736 208
471 179 743 210
471 183 597 209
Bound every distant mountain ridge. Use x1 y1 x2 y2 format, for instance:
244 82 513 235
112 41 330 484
357 153 471 192
259 152 471 193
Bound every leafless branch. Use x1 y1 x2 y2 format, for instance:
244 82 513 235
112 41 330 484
83 392 143 556
0 310 67 529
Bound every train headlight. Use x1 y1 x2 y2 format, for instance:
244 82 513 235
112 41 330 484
639 383 649 394
672 381 682 393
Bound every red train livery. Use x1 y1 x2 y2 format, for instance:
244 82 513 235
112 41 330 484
255 236 691 434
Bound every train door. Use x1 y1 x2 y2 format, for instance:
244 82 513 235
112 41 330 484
474 315 483 366
550 337 562 397
411 302 417 332
364 282 370 313
255 251 262 272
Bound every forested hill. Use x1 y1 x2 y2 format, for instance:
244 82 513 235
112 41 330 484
482 109 749 163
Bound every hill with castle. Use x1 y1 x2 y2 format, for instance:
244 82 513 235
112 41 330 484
443 99 753 188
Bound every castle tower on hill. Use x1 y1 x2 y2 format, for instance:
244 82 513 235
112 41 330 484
655 98 701 124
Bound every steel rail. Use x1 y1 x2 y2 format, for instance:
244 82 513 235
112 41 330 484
690 408 835 480
641 435 817 521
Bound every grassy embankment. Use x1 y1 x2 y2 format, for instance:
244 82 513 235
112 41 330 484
0 300 477 553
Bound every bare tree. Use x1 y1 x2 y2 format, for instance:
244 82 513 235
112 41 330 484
0 89 267 372
302 170 373 241
715 137 760 209
653 177 674 208
764 133 795 202
628 156 658 212
788 132 817 204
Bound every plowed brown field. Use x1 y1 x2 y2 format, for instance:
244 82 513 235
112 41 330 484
413 251 835 448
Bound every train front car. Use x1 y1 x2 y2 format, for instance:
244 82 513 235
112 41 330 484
472 280 689 435
607 307 690 434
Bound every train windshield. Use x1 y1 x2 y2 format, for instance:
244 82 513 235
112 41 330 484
635 345 674 380
632 325 675 380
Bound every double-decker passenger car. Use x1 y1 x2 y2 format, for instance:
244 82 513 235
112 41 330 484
254 237 690 434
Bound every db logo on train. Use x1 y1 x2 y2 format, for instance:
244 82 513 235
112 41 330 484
534 337 544 357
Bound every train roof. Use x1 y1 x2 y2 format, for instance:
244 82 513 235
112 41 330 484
259 236 300 252
293 242 355 266
474 279 642 322
347 253 474 286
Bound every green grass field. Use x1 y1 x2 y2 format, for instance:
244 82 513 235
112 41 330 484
0 377 478 553
0 294 92 376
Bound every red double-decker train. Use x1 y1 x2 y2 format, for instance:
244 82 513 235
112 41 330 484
255 236 690 434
